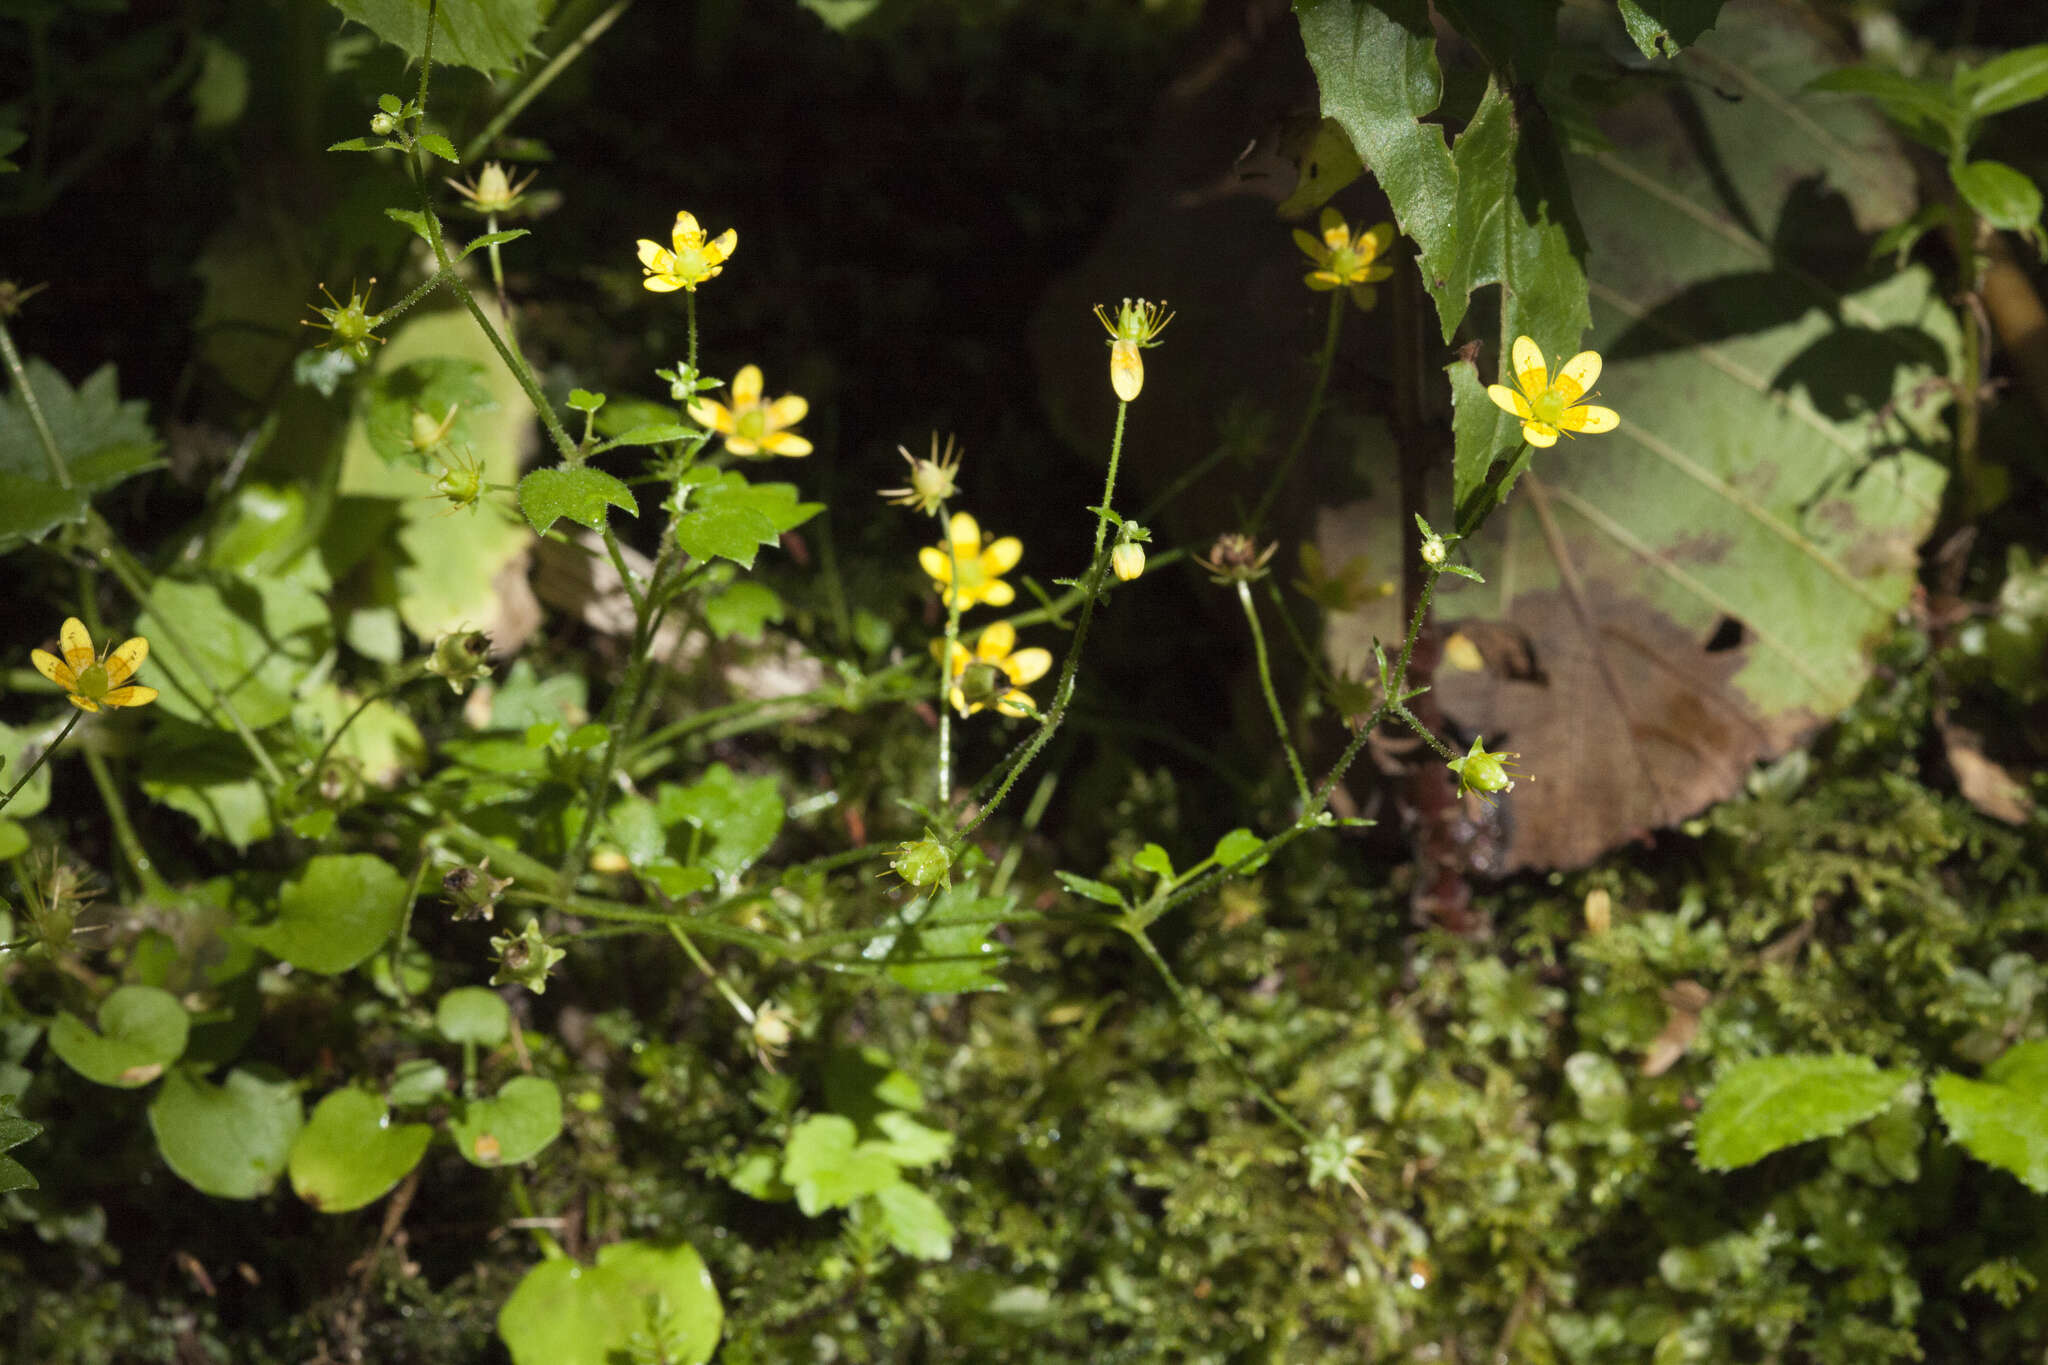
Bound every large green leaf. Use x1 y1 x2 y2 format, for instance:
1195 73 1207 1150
498 1241 722 1365
1695 1054 1914 1170
1931 1040 2048 1193
148 1065 302 1199
1320 2 1952 869
330 0 546 76
287 1088 432 1212
138 573 334 731
0 360 163 551
1295 0 1590 351
242 853 408 974
48 985 189 1088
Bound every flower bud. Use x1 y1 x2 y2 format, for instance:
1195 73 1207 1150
369 111 398 137
1111 540 1146 582
889 836 953 891
426 630 493 694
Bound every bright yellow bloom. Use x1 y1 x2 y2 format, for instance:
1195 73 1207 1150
1292 208 1396 310
636 210 737 293
688 364 812 457
919 511 1023 611
32 618 157 713
1485 335 1620 449
934 621 1052 718
1093 298 1173 402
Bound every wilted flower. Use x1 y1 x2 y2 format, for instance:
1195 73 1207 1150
1194 533 1277 585
880 433 964 516
447 161 539 216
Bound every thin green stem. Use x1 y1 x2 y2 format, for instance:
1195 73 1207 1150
685 288 699 375
1121 923 1313 1143
954 401 1129 842
461 0 632 163
82 746 170 900
666 923 757 1024
1237 580 1311 806
89 518 286 788
1249 291 1343 535
313 662 429 779
0 311 70 487
0 711 78 816
390 847 435 1010
937 500 962 805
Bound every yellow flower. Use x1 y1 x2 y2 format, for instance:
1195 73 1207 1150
636 210 737 293
1485 335 1620 449
1093 298 1173 402
1292 208 1396 310
934 621 1052 717
688 364 812 457
918 511 1023 611
32 618 157 713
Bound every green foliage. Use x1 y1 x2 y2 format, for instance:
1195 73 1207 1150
498 1241 722 1365
288 1087 433 1212
517 465 638 534
331 0 548 75
1695 1054 1915 1170
47 985 190 1089
1931 1040 2048 1194
0 360 162 551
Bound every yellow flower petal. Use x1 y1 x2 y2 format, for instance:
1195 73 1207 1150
642 276 682 294
102 684 157 709
66 694 100 714
765 395 809 427
60 618 94 672
1559 404 1619 435
1521 421 1560 448
688 398 734 433
947 511 982 552
672 210 703 247
708 228 737 260
1305 271 1342 292
995 690 1036 717
980 581 1016 607
104 637 148 688
982 536 1024 575
759 432 813 457
730 365 764 405
1109 339 1144 401
1554 350 1602 403
1318 206 1349 249
1510 335 1548 394
976 621 1017 658
1291 228 1325 262
636 240 667 269
1005 647 1052 686
31 648 72 689
918 546 955 582
1361 221 1396 259
1486 384 1533 419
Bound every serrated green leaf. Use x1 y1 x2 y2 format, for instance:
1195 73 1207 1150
781 1114 902 1215
659 764 783 877
673 472 820 569
518 465 637 534
385 206 432 240
871 1181 954 1261
457 228 530 261
1931 1040 2048 1193
363 357 496 465
327 136 388 152
1695 1054 1912 1170
1615 0 1727 60
599 423 695 448
417 132 458 164
1804 66 1961 154
330 0 547 76
138 573 333 731
0 360 163 550
702 580 784 642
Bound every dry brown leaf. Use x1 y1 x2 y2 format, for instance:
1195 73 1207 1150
1939 719 2035 826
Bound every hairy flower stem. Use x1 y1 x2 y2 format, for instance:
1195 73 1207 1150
666 923 757 1024
0 711 78 816
1237 580 1311 807
954 401 1128 842
936 498 962 804
0 312 70 487
82 744 170 900
1249 290 1343 535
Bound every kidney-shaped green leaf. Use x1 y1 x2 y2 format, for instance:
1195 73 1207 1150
450 1075 562 1168
498 1240 722 1365
48 985 189 1088
436 986 511 1046
148 1066 302 1199
243 853 407 974
288 1087 433 1212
